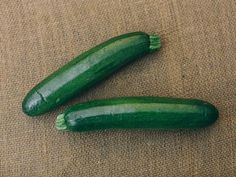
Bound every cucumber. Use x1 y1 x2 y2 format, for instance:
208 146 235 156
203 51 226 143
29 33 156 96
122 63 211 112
56 97 219 132
22 32 161 116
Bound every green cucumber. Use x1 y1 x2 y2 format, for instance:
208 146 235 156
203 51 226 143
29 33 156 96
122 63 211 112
22 32 161 116
56 97 219 132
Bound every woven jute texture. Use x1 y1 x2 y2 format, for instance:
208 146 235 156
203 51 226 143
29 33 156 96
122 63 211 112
1 0 236 176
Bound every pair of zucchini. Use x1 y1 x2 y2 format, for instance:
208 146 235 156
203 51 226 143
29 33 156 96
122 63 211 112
22 32 218 132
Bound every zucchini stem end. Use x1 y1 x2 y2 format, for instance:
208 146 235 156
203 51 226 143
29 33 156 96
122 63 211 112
56 114 68 131
149 34 161 52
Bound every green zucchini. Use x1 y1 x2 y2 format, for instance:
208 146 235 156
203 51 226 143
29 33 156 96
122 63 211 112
56 97 219 132
22 32 161 116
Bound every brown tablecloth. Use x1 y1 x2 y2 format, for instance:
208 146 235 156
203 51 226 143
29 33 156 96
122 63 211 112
1 0 236 176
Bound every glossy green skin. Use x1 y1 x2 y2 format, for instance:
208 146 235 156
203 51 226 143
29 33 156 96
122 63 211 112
57 97 219 132
22 32 158 116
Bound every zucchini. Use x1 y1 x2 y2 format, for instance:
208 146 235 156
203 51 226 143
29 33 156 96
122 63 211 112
22 32 161 116
55 97 219 132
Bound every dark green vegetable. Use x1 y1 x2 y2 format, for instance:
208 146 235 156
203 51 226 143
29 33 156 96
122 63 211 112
22 32 161 116
56 96 219 132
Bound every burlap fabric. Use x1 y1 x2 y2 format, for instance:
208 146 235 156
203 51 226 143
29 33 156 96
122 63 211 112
1 0 236 176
